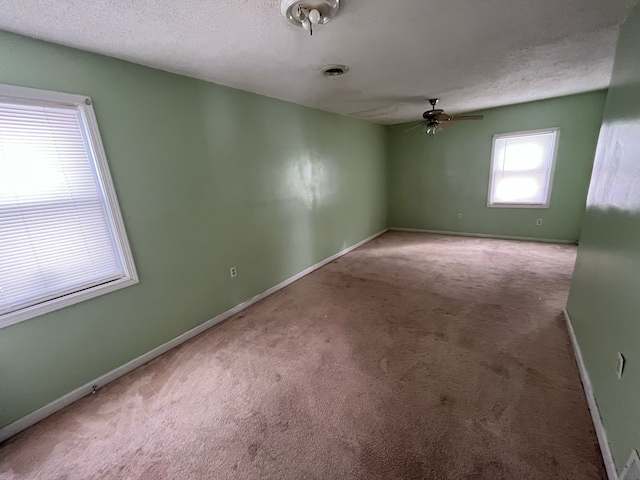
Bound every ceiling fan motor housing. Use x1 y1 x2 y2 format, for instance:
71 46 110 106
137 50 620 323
424 99 442 120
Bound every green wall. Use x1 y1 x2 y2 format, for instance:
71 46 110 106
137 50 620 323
387 92 607 242
566 3 640 472
0 30 387 428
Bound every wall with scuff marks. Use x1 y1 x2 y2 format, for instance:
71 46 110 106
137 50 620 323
566 2 640 473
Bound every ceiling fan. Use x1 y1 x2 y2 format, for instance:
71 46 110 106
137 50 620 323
410 99 484 136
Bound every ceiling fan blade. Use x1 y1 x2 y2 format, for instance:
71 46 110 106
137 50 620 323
432 113 452 121
449 115 484 121
440 121 455 129
390 122 415 128
403 122 427 133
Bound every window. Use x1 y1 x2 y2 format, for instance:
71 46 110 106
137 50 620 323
487 128 559 208
0 84 137 329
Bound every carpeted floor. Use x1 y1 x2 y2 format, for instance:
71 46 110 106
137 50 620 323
0 232 605 479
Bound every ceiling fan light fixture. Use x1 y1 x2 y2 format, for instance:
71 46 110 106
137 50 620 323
425 123 441 136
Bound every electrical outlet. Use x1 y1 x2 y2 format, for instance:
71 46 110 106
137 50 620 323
229 266 237 278
457 213 463 220
536 219 543 225
617 352 626 379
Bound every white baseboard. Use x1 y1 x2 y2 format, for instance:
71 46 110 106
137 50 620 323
0 229 388 443
563 309 618 480
390 227 577 244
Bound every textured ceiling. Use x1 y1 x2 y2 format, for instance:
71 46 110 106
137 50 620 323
0 0 637 124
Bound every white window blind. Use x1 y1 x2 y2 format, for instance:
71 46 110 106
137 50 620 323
488 129 559 207
0 85 137 328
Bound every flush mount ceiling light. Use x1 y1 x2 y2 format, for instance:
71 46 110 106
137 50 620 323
280 0 340 35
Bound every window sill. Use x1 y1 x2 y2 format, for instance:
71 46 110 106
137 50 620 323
0 275 139 330
487 203 550 209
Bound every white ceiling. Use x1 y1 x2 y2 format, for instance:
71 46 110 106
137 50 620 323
0 0 637 124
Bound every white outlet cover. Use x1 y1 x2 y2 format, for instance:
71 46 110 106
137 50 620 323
620 450 640 480
229 266 237 278
536 219 543 225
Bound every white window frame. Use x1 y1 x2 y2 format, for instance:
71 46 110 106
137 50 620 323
487 127 560 209
0 84 138 329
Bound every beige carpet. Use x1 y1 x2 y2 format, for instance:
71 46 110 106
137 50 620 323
0 232 605 479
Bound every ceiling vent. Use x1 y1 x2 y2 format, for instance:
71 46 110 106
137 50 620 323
321 65 348 77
